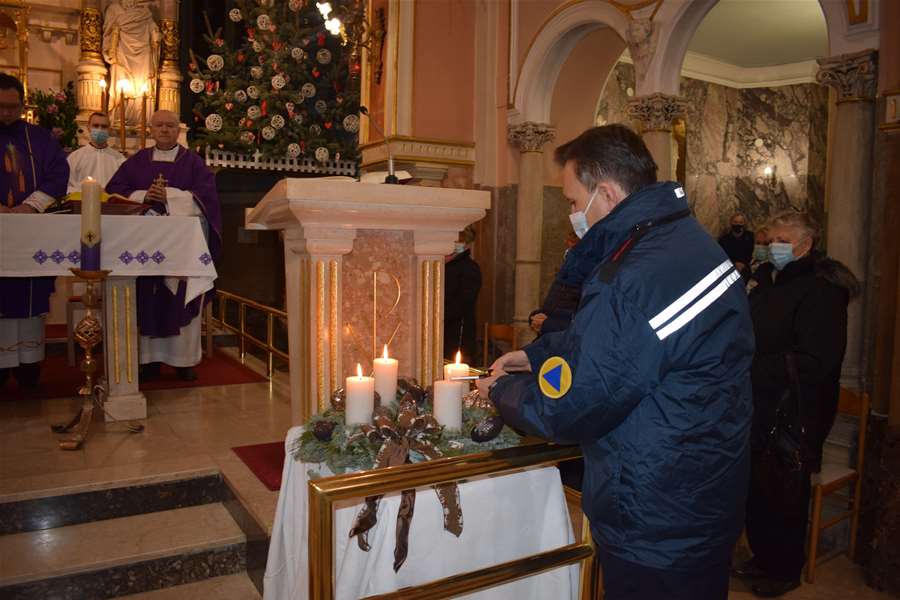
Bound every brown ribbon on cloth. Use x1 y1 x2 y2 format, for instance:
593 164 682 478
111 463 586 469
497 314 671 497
347 399 464 571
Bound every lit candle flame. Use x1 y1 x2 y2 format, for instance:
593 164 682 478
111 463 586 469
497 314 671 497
356 363 363 379
455 351 462 365
117 79 132 94
140 81 149 96
382 344 389 360
98 79 107 90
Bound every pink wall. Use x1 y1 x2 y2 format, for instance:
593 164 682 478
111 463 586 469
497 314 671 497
544 28 626 184
411 0 476 140
516 0 565 69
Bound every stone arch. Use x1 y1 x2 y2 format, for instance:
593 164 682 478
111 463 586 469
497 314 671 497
512 0 630 124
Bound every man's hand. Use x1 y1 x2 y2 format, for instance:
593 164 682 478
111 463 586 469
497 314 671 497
530 313 547 333
10 204 37 214
144 182 167 204
490 349 531 376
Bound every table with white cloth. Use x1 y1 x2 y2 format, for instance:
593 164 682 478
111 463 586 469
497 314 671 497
0 214 216 417
264 426 581 600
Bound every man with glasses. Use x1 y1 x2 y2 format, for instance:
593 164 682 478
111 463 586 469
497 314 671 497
0 73 70 390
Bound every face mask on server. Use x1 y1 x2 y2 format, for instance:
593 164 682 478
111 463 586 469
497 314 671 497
569 190 597 239
90 128 109 145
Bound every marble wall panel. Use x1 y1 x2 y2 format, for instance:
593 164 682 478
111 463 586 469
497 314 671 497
541 186 571 301
597 63 829 237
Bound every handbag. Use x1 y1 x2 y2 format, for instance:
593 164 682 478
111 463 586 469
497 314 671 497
752 353 808 506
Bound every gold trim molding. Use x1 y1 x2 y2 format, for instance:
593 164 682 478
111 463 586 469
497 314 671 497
360 136 476 171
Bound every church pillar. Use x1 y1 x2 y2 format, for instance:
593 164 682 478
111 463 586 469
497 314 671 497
157 0 181 117
282 228 355 423
626 93 686 181
816 49 878 390
507 122 555 339
75 0 106 129
413 231 458 383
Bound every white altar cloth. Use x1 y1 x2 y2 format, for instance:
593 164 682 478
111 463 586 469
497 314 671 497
264 426 580 600
0 214 216 303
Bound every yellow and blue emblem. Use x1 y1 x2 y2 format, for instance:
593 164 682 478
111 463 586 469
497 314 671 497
538 356 572 399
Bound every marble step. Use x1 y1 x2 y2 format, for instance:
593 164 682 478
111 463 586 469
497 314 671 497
0 503 246 599
0 471 230 535
120 574 261 599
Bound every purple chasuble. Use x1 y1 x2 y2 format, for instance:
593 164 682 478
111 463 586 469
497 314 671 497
0 120 69 319
106 146 222 338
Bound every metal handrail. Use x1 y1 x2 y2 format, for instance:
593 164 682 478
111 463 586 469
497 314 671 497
307 442 597 600
205 290 288 378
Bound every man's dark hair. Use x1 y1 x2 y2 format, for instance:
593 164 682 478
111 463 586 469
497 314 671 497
554 124 658 196
89 112 110 122
0 73 25 103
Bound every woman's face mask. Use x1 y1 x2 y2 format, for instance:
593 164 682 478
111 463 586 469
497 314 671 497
768 242 796 270
569 190 597 239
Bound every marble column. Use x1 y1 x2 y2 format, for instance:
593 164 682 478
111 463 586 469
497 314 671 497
816 49 878 390
626 93 687 181
75 1 106 130
282 228 354 423
413 231 458 385
507 122 555 339
157 0 181 117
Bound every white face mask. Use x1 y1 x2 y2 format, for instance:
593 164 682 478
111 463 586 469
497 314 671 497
569 190 597 239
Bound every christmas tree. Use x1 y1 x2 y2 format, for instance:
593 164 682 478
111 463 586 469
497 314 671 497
189 0 362 164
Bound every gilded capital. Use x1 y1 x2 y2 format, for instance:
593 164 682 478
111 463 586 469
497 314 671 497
507 122 556 153
160 19 179 67
626 93 686 132
816 49 877 102
80 7 103 60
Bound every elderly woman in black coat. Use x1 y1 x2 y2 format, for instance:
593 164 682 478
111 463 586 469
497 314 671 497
733 211 859 597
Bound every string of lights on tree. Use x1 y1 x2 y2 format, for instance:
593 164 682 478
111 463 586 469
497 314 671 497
189 0 362 163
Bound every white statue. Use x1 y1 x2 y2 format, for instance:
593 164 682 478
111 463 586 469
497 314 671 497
103 0 161 123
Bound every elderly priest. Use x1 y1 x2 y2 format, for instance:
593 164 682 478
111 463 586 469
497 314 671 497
0 74 69 390
106 110 222 381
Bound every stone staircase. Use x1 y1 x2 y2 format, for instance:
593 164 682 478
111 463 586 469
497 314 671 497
0 471 264 599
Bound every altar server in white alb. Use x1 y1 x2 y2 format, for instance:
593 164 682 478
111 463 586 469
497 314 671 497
66 112 125 193
105 110 222 382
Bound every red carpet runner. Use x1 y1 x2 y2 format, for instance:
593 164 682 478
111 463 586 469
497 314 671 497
231 441 285 491
1 351 268 401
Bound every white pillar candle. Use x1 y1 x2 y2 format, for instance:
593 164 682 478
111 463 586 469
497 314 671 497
432 379 463 431
345 363 375 426
80 176 102 270
373 344 398 405
443 350 470 390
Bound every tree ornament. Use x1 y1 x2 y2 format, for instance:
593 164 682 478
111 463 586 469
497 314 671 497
258 55 266 65
214 38 225 47
189 78 204 94
291 47 305 61
287 142 302 158
312 67 321 78
288 0 302 10
256 14 271 30
314 99 327 113
241 131 256 144
292 113 304 125
228 8 242 22
205 80 216 95
247 86 260 99
247 105 261 119
262 126 276 140
225 102 234 111
250 66 264 80
285 101 295 112
272 40 283 51
207 55 225 71
234 89 248 103
335 94 344 104
236 52 246 64
315 147 329 162
350 61 362 77
301 83 316 98
271 74 286 90
324 121 332 129
317 32 326 47
204 113 223 132
342 114 359 133
316 49 332 65
309 123 322 136
261 99 268 116
246 27 255 40
252 40 263 53
271 114 285 129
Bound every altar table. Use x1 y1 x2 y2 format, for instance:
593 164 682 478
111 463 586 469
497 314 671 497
0 214 216 418
264 426 581 600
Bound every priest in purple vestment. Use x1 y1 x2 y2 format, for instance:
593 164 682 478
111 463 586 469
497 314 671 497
106 110 222 381
0 74 70 390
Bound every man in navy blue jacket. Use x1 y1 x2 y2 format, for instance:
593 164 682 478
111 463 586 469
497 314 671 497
478 125 754 600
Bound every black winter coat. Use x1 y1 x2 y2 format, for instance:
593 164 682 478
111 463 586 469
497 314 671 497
719 229 755 266
443 250 482 361
748 252 859 471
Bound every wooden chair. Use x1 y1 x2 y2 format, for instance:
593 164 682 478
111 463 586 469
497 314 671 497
482 323 517 369
806 387 869 583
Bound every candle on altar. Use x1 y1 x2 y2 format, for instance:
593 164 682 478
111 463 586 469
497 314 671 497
345 363 375 426
116 79 130 153
80 176 102 271
139 82 149 149
443 351 470 390
373 344 398 405
432 379 463 430
98 79 108 114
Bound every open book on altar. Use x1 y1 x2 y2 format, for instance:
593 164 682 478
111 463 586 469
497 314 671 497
48 193 150 215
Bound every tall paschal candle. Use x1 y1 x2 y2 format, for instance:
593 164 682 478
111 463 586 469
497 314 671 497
80 176 101 271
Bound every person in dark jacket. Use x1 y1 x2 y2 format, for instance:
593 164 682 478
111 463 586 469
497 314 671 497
719 212 755 275
529 232 594 336
477 125 754 600
734 210 859 597
443 228 482 363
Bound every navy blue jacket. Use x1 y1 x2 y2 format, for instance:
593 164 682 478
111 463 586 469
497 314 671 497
530 237 600 335
492 182 754 571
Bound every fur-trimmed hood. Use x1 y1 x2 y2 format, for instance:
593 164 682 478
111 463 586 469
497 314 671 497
814 255 861 299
